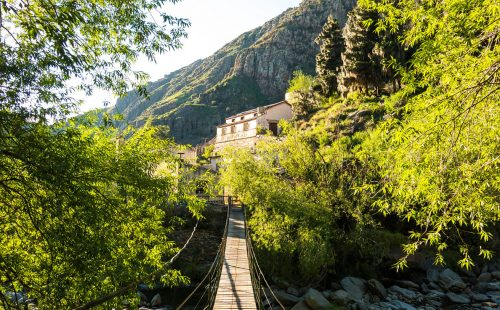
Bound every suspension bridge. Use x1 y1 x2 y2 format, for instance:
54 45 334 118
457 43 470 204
175 197 285 310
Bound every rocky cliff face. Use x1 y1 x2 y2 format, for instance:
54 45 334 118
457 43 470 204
111 0 356 145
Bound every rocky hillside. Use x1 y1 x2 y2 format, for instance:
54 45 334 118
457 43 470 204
110 0 356 145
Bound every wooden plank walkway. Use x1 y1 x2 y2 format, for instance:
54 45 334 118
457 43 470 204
213 206 257 310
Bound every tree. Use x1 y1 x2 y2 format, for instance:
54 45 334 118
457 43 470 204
287 71 319 119
0 0 189 119
315 15 344 97
359 0 500 269
0 0 201 308
219 123 388 281
337 6 380 96
0 115 204 308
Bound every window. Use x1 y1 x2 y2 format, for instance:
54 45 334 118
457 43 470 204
232 119 235 122
222 127 226 135
240 117 244 121
243 122 249 131
230 125 236 134
254 113 257 117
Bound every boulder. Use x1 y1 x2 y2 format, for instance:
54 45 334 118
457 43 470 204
150 293 162 306
425 290 445 299
354 300 369 310
491 271 500 280
481 301 498 308
376 301 399 309
321 290 332 300
304 288 332 310
426 299 442 308
439 268 466 291
426 268 440 283
137 291 148 306
420 282 430 293
428 281 443 291
471 292 489 302
446 292 471 304
424 289 445 307
477 272 493 282
367 279 387 299
389 300 417 310
474 282 490 293
331 289 352 305
340 277 366 300
264 287 276 302
395 280 420 290
486 290 500 303
388 285 418 300
485 281 500 291
330 282 342 291
287 286 301 297
274 290 300 306
299 286 310 296
291 300 311 310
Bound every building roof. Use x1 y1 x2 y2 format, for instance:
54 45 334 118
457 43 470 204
217 116 257 128
225 100 290 120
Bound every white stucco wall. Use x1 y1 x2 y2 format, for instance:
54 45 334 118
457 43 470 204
214 102 292 152
216 119 259 143
264 103 293 122
225 112 258 124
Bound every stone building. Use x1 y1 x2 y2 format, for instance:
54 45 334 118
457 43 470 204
214 101 293 152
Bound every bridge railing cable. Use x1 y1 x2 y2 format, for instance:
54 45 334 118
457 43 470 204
243 205 285 310
73 219 199 310
175 201 231 310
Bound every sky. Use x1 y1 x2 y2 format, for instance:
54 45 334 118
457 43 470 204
80 0 303 112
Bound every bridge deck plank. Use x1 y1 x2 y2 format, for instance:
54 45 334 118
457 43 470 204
213 206 257 310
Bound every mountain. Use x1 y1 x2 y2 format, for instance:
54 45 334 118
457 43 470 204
111 0 356 145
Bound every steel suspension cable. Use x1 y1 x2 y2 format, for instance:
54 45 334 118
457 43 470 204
73 219 199 310
175 203 230 310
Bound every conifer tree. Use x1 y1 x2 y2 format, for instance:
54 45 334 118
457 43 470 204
337 6 380 96
315 16 344 97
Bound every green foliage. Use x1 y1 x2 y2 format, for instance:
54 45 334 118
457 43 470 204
0 0 189 119
202 145 215 161
287 71 320 119
0 115 204 308
221 0 499 279
219 125 384 280
0 0 202 308
287 71 316 94
356 0 500 270
315 15 344 96
337 5 381 95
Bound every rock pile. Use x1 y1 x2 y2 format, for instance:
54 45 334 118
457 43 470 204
269 262 500 310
